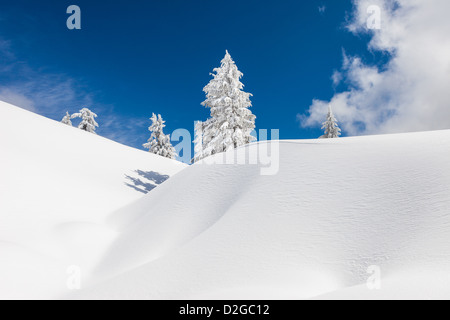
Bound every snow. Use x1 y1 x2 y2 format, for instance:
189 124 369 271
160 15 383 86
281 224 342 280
2 101 450 300
75 131 450 299
0 102 186 299
314 271 450 300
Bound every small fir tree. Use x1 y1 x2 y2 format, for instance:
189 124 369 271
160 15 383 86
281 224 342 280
143 113 177 160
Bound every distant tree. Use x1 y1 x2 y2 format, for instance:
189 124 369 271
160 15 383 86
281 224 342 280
198 50 256 160
321 106 341 138
61 111 72 126
143 113 177 160
72 108 99 134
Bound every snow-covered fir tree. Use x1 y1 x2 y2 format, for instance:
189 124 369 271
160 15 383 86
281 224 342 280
321 105 341 138
61 112 72 126
72 108 99 134
143 113 177 160
193 118 215 163
193 120 205 163
198 50 256 160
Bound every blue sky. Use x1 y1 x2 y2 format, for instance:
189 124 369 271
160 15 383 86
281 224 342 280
0 0 383 153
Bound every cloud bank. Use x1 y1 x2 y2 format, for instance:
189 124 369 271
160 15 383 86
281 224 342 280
301 0 450 136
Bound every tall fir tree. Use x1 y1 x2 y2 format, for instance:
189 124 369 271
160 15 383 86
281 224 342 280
61 111 72 126
193 120 205 163
321 106 341 138
198 50 256 160
72 108 99 134
143 113 177 160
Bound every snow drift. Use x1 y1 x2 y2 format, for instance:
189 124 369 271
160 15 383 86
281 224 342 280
2 101 450 300
77 129 450 299
0 102 186 299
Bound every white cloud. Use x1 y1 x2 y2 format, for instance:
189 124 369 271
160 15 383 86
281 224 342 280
0 36 94 116
331 70 343 87
301 0 450 135
0 87 35 111
319 6 327 14
98 112 150 148
0 76 94 116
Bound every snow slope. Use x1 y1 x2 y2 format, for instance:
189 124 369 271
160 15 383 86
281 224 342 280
73 129 450 300
2 101 450 300
0 102 186 299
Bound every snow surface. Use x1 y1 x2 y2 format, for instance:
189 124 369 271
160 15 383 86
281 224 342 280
2 101 450 300
0 102 186 299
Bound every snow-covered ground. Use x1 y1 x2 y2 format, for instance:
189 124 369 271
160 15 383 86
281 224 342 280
0 102 186 299
2 102 450 300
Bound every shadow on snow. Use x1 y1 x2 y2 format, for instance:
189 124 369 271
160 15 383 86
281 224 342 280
125 170 170 194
